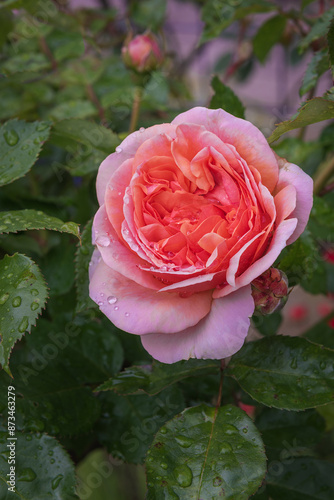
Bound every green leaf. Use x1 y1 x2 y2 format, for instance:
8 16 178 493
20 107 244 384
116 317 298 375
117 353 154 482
0 254 47 376
0 11 13 49
96 386 184 464
302 0 316 8
303 311 334 349
328 16 334 79
200 0 275 44
226 336 334 410
0 210 80 239
97 359 220 395
309 196 334 242
131 0 166 30
273 137 322 177
267 96 334 143
299 7 334 52
278 231 327 295
75 219 96 313
300 49 329 96
266 457 334 499
1 53 50 75
0 431 78 499
146 404 266 499
209 76 245 118
253 15 286 63
252 311 282 337
41 242 76 297
0 119 51 187
0 321 103 436
45 29 85 62
48 100 97 121
50 119 120 154
255 408 326 451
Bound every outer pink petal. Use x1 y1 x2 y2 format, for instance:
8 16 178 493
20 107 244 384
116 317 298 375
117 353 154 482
89 257 213 335
96 123 176 204
93 205 160 290
141 286 254 363
274 158 313 244
172 107 279 192
214 218 298 299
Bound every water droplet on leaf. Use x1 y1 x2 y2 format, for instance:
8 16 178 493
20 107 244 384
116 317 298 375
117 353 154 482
4 129 19 146
174 464 193 488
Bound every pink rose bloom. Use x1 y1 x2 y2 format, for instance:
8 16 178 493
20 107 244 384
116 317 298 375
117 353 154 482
89 107 313 363
122 33 163 73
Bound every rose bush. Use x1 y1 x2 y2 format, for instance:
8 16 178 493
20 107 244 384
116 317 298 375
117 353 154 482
89 107 313 363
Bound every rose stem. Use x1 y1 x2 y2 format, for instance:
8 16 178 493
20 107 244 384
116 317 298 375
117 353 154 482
216 359 225 408
129 86 142 133
313 155 334 195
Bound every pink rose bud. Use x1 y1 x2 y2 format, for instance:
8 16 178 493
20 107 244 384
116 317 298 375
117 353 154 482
122 33 163 73
251 268 288 315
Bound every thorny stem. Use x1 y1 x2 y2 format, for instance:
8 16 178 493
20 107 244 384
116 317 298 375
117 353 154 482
129 86 142 134
313 155 334 195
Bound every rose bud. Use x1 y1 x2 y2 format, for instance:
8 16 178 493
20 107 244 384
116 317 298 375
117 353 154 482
122 33 163 73
251 268 289 315
89 107 313 363
238 402 256 419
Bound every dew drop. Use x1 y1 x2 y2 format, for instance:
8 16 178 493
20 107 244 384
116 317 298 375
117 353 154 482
320 360 326 370
107 296 117 305
175 435 192 448
12 296 21 307
31 301 39 311
4 129 19 146
213 476 222 487
224 424 238 435
96 235 111 247
0 292 9 305
51 474 63 490
139 127 145 133
36 122 48 131
290 357 298 370
242 427 248 434
161 462 168 470
114 306 119 311
174 464 193 488
18 316 29 333
124 194 130 204
125 312 130 317
115 146 122 153
220 442 233 454
50 458 55 464
25 434 32 441
30 289 39 296
98 301 103 306
160 265 168 272
18 468 36 482
160 427 167 434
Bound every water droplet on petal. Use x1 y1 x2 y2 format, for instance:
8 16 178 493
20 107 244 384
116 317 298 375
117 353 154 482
125 312 130 317
98 301 103 306
96 235 111 247
107 296 117 305
115 146 122 153
114 306 119 311
139 127 145 133
124 195 130 204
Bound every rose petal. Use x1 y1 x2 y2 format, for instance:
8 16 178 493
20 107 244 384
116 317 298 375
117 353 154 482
141 286 254 363
96 124 176 204
89 257 213 335
214 217 298 298
172 107 279 192
274 158 313 244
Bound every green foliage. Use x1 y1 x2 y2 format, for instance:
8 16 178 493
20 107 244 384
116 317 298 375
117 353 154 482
0 431 78 499
97 359 220 395
299 7 334 52
253 15 286 63
146 404 266 499
227 337 334 410
0 210 80 239
200 0 275 44
268 96 334 143
0 119 50 186
130 0 167 30
0 253 47 376
328 16 334 78
210 76 245 118
75 219 96 313
300 49 330 96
